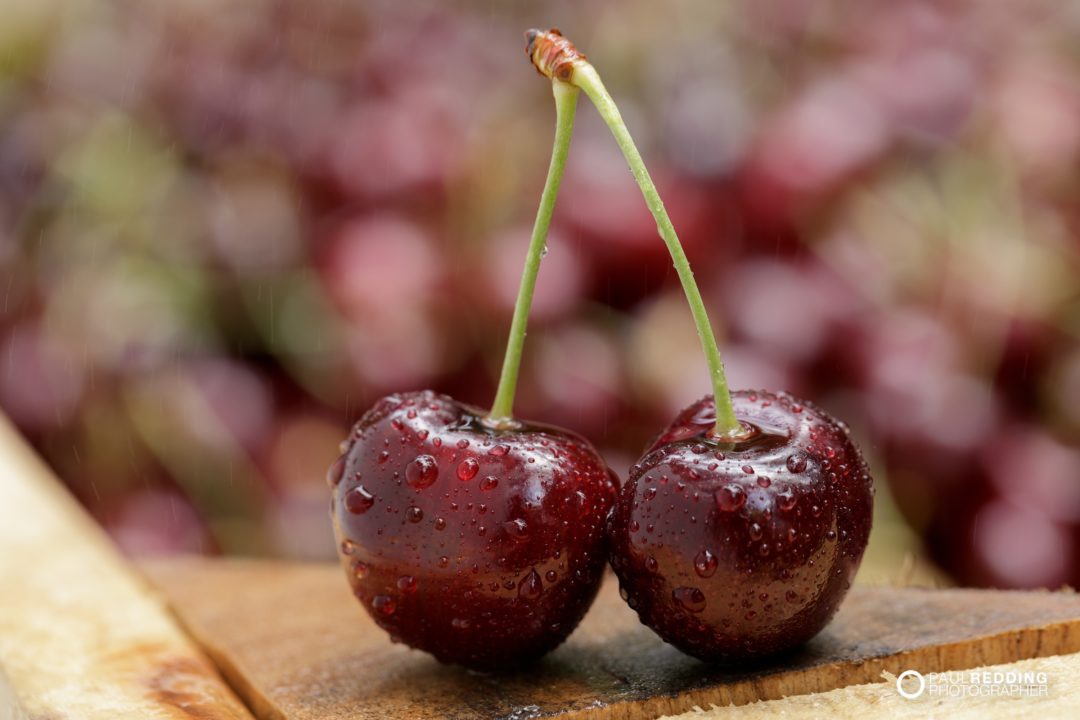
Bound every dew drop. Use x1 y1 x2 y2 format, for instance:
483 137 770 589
351 560 368 579
451 617 470 630
417 429 429 441
519 569 543 600
645 555 659 572
344 485 375 514
397 575 417 594
777 491 797 512
434 517 446 531
438 556 449 568
377 451 390 464
479 476 499 491
694 549 718 578
787 452 808 474
786 589 799 603
826 529 837 541
504 518 529 542
643 487 657 501
691 443 708 454
457 457 479 481
715 484 747 512
757 476 771 489
741 464 755 474
406 455 439 489
406 506 424 523
327 456 346 487
545 570 558 583
749 522 763 541
673 586 707 613
489 444 510 457
372 595 396 616
456 439 470 449
340 539 356 555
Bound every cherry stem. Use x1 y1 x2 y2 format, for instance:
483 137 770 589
489 81 580 424
568 63 742 438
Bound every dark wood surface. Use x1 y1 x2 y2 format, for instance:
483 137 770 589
141 558 1080 720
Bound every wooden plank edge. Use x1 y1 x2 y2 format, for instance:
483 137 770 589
0 413 256 720
146 591 291 720
561 617 1080 719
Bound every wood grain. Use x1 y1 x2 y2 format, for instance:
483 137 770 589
662 651 1080 719
142 558 1080 720
0 415 254 720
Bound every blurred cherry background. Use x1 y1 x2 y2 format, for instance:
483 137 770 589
2 0 1079 589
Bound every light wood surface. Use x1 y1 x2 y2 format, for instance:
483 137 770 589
662 651 1080 719
142 558 1080 720
0 415 253 720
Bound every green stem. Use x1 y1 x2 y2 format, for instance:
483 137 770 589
489 81 580 423
570 63 742 438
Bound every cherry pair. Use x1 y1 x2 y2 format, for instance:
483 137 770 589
330 29 873 670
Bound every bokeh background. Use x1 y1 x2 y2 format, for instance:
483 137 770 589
3 0 1079 589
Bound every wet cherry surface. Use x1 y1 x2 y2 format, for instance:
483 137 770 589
608 390 874 662
330 390 618 670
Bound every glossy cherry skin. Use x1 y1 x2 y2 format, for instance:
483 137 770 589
608 390 873 662
330 390 618 670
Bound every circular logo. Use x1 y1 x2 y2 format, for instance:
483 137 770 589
896 669 926 699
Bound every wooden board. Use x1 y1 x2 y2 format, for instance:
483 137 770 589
142 558 1080 720
0 414 254 720
662 651 1080 719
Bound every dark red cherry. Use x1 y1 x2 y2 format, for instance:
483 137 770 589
607 390 873 662
331 390 618 670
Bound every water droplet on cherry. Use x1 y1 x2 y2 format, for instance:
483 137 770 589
345 485 375 514
715 484 747 512
457 457 479 481
504 518 529 542
372 595 396 616
327 456 346 486
694 549 718 578
406 455 438 489
673 586 707 613
519 569 543 600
